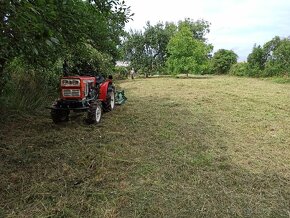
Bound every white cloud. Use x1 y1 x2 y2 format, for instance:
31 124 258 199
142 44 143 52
125 0 290 61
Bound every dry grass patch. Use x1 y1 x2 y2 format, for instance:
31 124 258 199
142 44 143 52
1 76 290 217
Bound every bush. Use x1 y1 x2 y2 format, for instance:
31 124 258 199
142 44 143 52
211 49 238 74
229 62 249 76
1 58 59 111
247 66 263 77
113 66 129 79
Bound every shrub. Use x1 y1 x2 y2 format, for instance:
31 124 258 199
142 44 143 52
229 62 249 76
211 49 238 74
113 66 129 79
1 58 59 111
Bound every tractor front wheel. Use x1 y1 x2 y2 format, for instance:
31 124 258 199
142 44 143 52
51 109 69 124
86 101 102 124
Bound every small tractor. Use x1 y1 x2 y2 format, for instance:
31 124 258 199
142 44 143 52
48 74 115 124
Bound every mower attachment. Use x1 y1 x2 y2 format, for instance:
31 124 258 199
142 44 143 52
115 90 127 105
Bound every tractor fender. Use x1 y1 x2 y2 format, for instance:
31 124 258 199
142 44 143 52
98 80 112 101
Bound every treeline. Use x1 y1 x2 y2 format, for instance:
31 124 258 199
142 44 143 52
230 36 290 77
0 0 131 110
121 20 290 78
121 19 214 76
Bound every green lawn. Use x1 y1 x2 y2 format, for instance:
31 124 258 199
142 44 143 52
1 76 290 217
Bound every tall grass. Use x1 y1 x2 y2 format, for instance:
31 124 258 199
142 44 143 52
1 59 60 112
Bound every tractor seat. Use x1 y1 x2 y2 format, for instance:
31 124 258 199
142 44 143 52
95 75 105 85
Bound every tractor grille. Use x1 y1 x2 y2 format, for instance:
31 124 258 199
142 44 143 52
63 89 81 97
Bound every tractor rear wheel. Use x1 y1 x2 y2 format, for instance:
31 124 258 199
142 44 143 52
51 109 69 124
86 101 102 124
102 91 115 112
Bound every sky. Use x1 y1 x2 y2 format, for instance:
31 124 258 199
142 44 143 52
124 0 290 61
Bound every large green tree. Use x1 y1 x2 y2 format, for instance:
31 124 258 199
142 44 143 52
0 0 132 92
166 25 212 76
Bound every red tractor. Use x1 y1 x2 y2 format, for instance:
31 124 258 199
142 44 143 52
48 74 115 124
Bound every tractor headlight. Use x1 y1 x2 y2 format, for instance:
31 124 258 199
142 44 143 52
72 80 80 86
61 79 69 86
61 79 80 87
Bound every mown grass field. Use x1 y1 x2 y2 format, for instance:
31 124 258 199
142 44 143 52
1 76 290 217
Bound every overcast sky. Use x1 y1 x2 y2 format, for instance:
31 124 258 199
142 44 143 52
124 0 290 61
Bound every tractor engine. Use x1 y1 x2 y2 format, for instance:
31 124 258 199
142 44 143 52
60 76 96 100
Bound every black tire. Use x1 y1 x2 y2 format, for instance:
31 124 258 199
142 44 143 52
51 109 69 124
86 101 102 124
102 91 115 112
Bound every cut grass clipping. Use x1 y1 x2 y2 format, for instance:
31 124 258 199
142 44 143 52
1 76 290 217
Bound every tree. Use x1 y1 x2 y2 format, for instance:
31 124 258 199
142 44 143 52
265 38 290 76
143 22 176 73
245 36 290 77
122 18 211 76
122 21 176 75
263 36 281 62
211 49 238 74
0 0 132 111
178 18 210 42
0 0 132 92
121 30 148 73
247 45 266 71
166 26 212 76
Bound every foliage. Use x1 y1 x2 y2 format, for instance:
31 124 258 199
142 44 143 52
122 30 148 73
122 19 211 76
122 22 176 75
0 0 131 65
264 38 290 77
166 26 212 76
246 36 290 77
210 49 238 74
113 66 129 79
1 58 59 111
68 43 114 77
143 22 176 73
0 0 131 110
229 62 249 76
263 36 281 62
177 18 210 42
247 45 267 71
